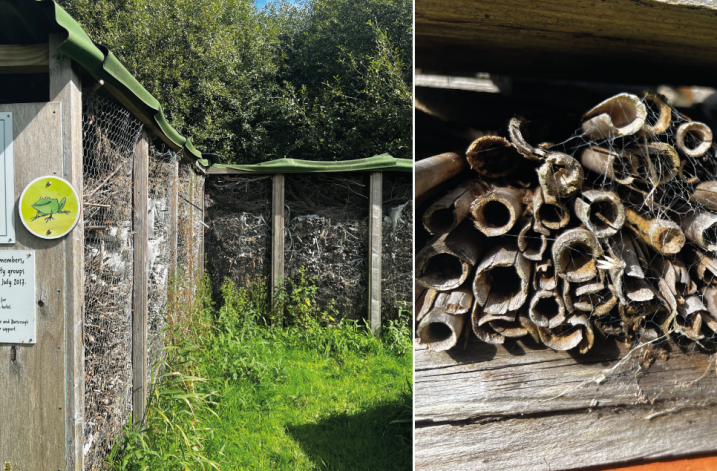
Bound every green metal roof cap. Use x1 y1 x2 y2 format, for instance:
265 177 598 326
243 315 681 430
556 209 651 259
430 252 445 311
1 0 201 159
202 154 413 173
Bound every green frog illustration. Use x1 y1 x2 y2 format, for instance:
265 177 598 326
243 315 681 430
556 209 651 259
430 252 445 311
31 196 71 223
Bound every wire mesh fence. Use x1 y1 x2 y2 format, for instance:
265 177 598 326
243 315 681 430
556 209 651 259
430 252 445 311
204 172 413 324
381 173 413 320
82 91 142 469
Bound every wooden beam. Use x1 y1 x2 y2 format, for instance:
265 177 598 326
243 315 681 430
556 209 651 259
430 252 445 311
169 160 179 281
197 175 205 277
132 130 149 426
49 34 84 471
271 174 285 324
415 337 717 470
416 0 717 85
0 103 66 471
0 44 48 74
368 172 382 336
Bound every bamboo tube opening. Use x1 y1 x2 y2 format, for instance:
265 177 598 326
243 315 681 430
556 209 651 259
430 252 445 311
466 136 519 178
582 93 647 139
637 94 671 137
682 211 717 252
580 147 638 185
629 143 679 186
421 253 464 287
695 182 717 210
480 200 511 227
530 291 565 328
422 322 453 343
564 243 596 278
417 310 465 351
656 227 686 254
553 229 602 282
589 201 618 230
676 122 713 158
471 187 523 237
489 266 522 296
537 202 568 228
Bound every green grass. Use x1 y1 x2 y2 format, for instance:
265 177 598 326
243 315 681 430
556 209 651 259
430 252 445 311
204 333 411 470
109 274 412 471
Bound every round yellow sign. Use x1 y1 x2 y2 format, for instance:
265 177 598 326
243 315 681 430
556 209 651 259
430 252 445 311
19 176 81 240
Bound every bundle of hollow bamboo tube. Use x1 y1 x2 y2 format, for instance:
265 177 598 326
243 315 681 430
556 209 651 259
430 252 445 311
416 92 717 353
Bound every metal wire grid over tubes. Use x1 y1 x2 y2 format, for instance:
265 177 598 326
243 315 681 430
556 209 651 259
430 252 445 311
81 90 143 469
175 164 205 303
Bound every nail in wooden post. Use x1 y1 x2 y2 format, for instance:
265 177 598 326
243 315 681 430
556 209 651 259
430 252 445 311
368 172 383 336
50 33 84 471
272 174 285 324
132 130 149 426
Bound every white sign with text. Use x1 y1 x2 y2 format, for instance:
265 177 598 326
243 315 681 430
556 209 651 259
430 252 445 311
0 251 36 344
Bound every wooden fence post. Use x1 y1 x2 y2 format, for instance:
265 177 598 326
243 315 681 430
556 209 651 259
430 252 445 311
169 160 179 281
368 172 383 336
271 174 285 324
50 33 84 471
198 175 205 277
132 131 149 426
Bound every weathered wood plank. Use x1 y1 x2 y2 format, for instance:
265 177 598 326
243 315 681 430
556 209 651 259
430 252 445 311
416 0 717 85
0 44 48 73
197 175 205 277
169 160 179 280
132 131 149 425
368 172 382 336
271 174 284 321
50 34 84 471
416 335 717 469
0 102 66 471
416 400 717 470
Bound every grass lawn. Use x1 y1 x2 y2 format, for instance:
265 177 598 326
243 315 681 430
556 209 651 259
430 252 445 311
204 337 412 470
109 276 412 471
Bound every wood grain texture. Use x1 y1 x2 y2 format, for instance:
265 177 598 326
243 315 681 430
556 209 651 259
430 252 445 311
368 172 382 336
169 160 178 280
197 175 205 277
50 34 84 471
271 174 284 321
0 44 48 73
0 102 67 471
416 335 717 470
132 131 149 426
416 0 717 84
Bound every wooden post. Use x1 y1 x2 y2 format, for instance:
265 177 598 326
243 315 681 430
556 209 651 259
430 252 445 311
132 131 149 426
271 174 285 324
368 172 383 336
50 34 84 471
0 103 66 470
197 175 205 277
169 160 178 280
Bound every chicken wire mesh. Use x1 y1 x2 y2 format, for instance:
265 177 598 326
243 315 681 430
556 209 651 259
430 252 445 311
177 165 205 286
146 148 178 385
382 173 413 320
82 91 142 469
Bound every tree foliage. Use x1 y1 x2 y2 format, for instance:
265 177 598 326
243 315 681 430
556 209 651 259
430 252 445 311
57 0 412 163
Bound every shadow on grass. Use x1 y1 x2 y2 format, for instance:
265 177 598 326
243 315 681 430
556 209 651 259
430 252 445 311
287 401 412 471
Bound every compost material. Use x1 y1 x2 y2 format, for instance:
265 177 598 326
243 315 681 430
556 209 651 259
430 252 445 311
417 92 717 354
